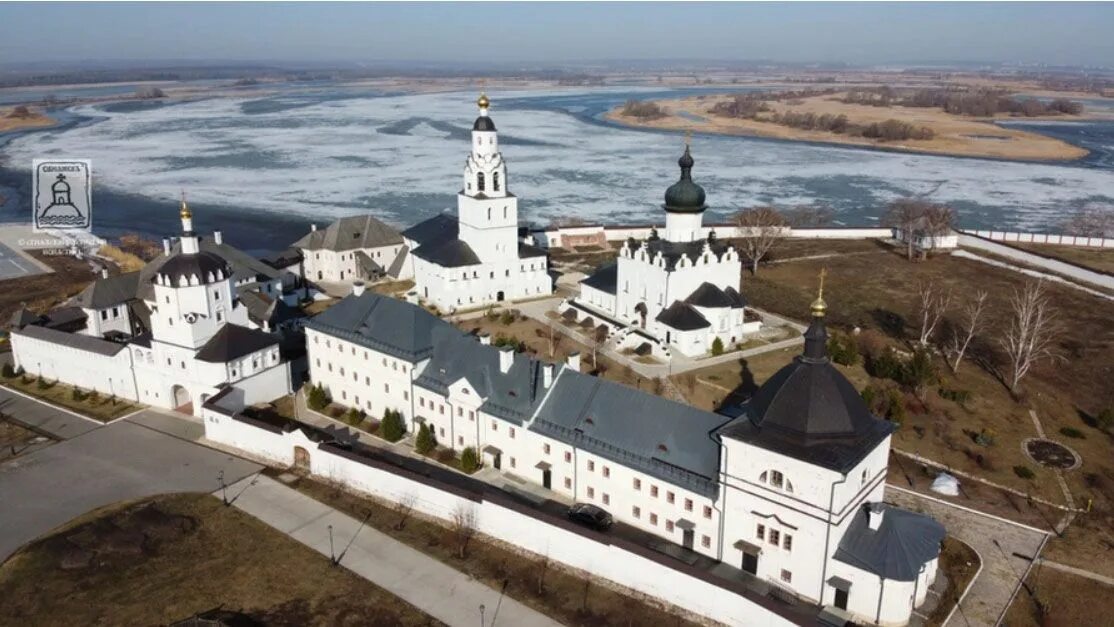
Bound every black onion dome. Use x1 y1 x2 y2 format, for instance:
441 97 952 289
473 116 497 132
156 251 230 285
663 145 706 213
744 317 878 440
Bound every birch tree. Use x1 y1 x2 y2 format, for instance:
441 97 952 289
733 207 787 274
999 281 1061 394
948 290 988 373
916 280 952 347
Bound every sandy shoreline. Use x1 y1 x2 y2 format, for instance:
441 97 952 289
0 107 56 133
605 93 1095 162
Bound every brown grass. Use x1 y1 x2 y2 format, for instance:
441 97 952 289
928 537 981 626
1 375 140 422
271 470 703 627
1003 566 1114 627
1008 243 1114 275
608 93 1088 161
0 251 95 323
0 493 440 627
97 244 146 273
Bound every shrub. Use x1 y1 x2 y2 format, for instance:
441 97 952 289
307 383 330 411
71 388 86 402
974 428 996 447
861 385 880 409
904 348 937 394
866 349 904 381
415 422 437 455
343 407 364 426
1013 465 1036 480
1059 427 1086 439
380 408 406 442
939 387 972 405
828 331 860 366
499 310 516 326
36 377 49 390
887 389 907 424
1096 408 1114 433
711 337 725 356
1 363 15 379
88 390 99 401
460 446 480 473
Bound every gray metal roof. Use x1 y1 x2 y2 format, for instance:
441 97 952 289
195 324 278 363
14 324 126 356
411 238 481 267
685 282 741 309
531 370 729 497
401 213 458 247
656 301 710 331
137 236 283 301
306 292 449 362
294 214 404 252
76 271 141 309
834 503 945 581
581 263 618 295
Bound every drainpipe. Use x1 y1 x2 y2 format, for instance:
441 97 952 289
875 575 885 624
715 440 729 563
819 473 848 606
911 562 926 616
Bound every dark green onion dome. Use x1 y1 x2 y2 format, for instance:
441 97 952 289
662 145 706 213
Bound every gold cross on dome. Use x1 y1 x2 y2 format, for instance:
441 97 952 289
684 130 692 148
818 267 827 299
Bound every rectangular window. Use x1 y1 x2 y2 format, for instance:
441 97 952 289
665 520 674 533
587 487 595 499
457 436 463 445
784 534 793 552
650 513 658 526
666 491 675 505
633 478 641 490
769 529 780 546
384 383 390 393
420 398 426 408
564 477 572 489
650 485 658 498
564 452 572 463
780 570 792 584
510 457 516 469
701 535 711 549
703 505 713 519
757 524 765 541
403 391 409 401
602 466 610 478
544 443 551 455
684 498 693 512
632 506 641 519
602 493 610 506
457 407 463 417
491 420 497 431
587 460 595 472
770 470 784 489
510 427 516 439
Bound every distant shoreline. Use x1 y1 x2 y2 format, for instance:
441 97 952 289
605 93 1097 162
0 107 57 134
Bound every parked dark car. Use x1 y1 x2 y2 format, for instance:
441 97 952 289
566 503 613 531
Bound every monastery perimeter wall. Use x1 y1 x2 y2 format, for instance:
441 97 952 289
201 391 805 627
956 232 1114 289
532 224 894 248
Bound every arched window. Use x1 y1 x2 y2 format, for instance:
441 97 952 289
487 207 492 220
493 172 500 191
477 171 485 191
760 469 792 493
503 206 507 219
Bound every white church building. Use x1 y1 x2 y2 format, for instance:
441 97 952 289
564 144 760 358
9 200 293 414
407 94 551 311
290 278 944 626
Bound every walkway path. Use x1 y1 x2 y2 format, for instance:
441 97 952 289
951 250 1114 302
886 485 1048 627
0 382 102 440
225 474 564 627
1036 558 1114 587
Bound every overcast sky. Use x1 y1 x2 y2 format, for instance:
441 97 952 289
1 2 1110 67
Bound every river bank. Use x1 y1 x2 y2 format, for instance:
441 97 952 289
0 106 55 133
605 92 1096 162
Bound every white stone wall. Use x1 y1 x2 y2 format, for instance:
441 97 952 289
301 244 407 283
306 328 417 425
81 305 133 338
199 408 798 627
412 253 550 311
148 276 245 350
10 332 138 401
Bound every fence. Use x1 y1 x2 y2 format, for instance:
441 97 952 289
960 230 1114 249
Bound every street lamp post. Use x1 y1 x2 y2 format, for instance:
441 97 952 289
479 604 485 627
328 524 336 565
217 470 227 505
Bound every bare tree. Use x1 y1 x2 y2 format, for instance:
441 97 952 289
536 552 551 595
884 198 955 261
948 290 989 373
449 503 478 559
916 280 952 346
1060 203 1114 238
733 207 787 274
392 493 417 531
921 204 956 243
999 281 1061 394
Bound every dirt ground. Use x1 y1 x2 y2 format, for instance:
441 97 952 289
0 251 95 323
1003 566 1114 627
0 493 440 627
1 374 140 422
607 91 1089 161
273 470 703 627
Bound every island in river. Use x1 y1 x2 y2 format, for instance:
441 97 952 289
0 106 55 133
605 91 1096 162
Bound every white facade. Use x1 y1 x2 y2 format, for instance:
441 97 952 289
409 95 551 311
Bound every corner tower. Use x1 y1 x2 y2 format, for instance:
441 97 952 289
458 93 519 262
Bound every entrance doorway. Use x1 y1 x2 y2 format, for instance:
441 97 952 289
834 588 849 611
682 529 694 550
635 302 647 328
496 290 505 302
542 468 551 489
171 385 191 413
294 446 310 471
742 551 758 575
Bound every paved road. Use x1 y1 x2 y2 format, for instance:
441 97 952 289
0 385 102 440
228 475 565 627
0 412 260 562
886 486 1048 627
0 241 48 281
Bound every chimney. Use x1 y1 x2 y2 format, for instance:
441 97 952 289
162 238 171 255
310 223 318 232
499 347 514 374
213 230 223 245
351 281 365 297
867 503 885 531
478 332 491 346
542 363 554 388
566 352 581 372
101 268 109 279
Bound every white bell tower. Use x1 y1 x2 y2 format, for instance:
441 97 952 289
458 93 519 262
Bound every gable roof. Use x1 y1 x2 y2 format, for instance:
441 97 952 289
834 503 945 581
294 214 404 252
531 371 729 497
581 263 618 295
685 282 745 309
401 213 458 248
411 238 481 268
76 271 142 309
656 301 710 331
306 292 448 362
195 324 278 363
14 324 126 356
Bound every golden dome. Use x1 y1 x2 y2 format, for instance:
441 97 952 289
179 192 192 219
810 268 828 317
477 92 490 109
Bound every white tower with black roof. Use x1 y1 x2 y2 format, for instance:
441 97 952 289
457 93 519 262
